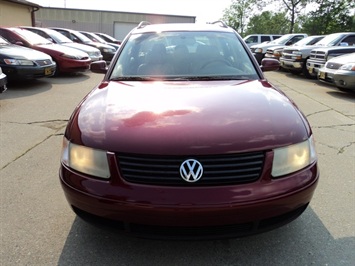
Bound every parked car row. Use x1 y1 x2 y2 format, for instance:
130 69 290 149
0 26 120 81
249 31 355 91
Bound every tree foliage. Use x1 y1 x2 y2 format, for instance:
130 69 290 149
222 0 355 35
245 11 291 35
222 0 266 35
298 0 355 34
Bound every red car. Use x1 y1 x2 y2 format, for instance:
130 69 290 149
60 21 319 239
0 27 91 74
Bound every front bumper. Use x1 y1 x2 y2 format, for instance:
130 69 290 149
306 60 325 77
0 72 7 93
280 59 304 71
1 63 56 80
58 58 91 73
59 151 319 239
334 70 355 91
318 67 336 85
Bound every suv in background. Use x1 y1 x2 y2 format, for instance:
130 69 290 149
265 35 324 61
307 46 355 79
243 34 281 47
250 33 308 64
281 32 355 78
306 34 355 78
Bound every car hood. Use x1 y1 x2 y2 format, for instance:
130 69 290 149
35 43 89 57
62 42 100 53
0 44 52 60
89 42 115 50
285 44 334 52
267 45 286 51
328 52 355 64
70 80 309 155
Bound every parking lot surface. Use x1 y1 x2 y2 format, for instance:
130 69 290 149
0 71 354 265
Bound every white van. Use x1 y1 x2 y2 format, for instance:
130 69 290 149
243 34 282 47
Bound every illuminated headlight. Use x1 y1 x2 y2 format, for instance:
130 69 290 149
272 136 317 177
4 59 34 66
339 63 355 71
103 48 116 53
61 137 110 179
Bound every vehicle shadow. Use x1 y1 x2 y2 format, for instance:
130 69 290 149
0 79 52 99
0 73 91 100
57 208 354 265
48 72 91 85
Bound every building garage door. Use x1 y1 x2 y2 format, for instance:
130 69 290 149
114 22 138 41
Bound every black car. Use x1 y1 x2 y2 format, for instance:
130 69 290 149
50 27 116 62
94 32 121 45
0 35 56 80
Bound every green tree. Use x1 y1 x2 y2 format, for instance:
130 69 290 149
299 0 355 34
279 0 309 33
222 0 266 35
244 11 291 35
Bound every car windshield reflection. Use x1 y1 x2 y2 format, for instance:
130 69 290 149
110 31 258 80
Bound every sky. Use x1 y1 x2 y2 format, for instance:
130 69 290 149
29 0 233 23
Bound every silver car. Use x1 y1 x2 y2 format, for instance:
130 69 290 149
318 52 355 91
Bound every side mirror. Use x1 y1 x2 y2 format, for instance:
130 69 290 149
90 60 108 74
260 58 280 72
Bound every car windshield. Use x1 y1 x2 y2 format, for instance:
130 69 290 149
293 36 319 46
315 34 344 46
269 35 292 45
110 31 258 81
13 28 52 45
87 33 106 43
46 29 73 44
0 36 9 45
73 31 93 43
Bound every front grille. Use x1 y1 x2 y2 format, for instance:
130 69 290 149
35 59 53 66
117 152 265 186
325 62 342 69
310 50 326 60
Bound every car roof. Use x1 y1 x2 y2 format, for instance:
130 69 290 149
131 21 235 34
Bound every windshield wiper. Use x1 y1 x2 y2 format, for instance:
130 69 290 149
109 76 161 81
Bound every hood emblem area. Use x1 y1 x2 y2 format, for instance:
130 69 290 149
179 159 203 182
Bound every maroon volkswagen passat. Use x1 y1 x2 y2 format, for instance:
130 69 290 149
60 21 319 239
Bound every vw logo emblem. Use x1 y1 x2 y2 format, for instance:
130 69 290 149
180 159 203 182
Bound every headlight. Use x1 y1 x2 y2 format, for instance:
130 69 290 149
254 48 263 53
4 59 34 66
291 51 302 60
274 51 282 56
61 137 110 179
339 63 355 71
272 136 317 177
